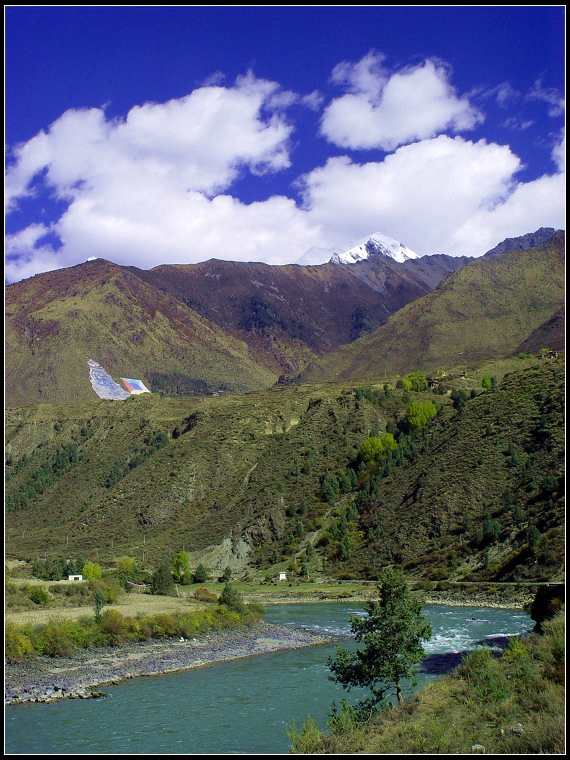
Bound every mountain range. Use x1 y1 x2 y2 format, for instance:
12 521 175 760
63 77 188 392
5 227 564 406
4 226 565 582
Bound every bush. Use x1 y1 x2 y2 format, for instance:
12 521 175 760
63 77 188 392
100 609 130 643
194 587 218 603
5 624 34 662
219 583 245 613
151 557 174 595
82 561 103 581
288 717 324 754
406 400 437 430
193 563 210 584
89 578 121 604
28 586 51 606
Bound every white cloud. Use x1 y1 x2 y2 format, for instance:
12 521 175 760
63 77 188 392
5 76 565 281
6 74 295 210
321 52 482 150
300 135 529 255
502 117 534 131
527 79 565 117
552 129 565 171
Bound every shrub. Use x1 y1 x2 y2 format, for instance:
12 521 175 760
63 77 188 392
89 578 121 604
29 586 51 606
193 563 210 584
100 609 130 643
5 624 34 662
288 717 324 754
219 583 245 613
359 433 397 464
151 557 174 595
82 561 103 581
406 400 437 430
194 587 218 603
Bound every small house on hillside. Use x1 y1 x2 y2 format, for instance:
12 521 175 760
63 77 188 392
68 574 83 582
278 572 288 582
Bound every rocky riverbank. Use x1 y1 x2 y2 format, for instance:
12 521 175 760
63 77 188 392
5 623 333 705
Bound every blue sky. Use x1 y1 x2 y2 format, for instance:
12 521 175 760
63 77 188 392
5 6 565 280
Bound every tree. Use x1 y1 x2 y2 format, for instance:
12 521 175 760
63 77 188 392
328 569 431 717
94 588 106 622
193 563 209 584
219 582 244 613
359 433 397 464
82 560 103 581
320 473 340 503
481 375 493 391
220 566 232 583
527 525 541 557
406 400 437 430
151 557 174 595
172 550 191 583
403 371 428 392
116 556 138 588
480 514 500 545
451 389 469 411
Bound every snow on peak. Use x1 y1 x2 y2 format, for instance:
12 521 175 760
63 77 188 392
330 233 418 265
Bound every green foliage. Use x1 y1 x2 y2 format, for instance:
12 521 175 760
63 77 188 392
28 586 50 606
82 561 103 581
103 430 169 489
328 569 432 713
94 588 106 622
288 717 324 754
116 556 139 588
6 443 81 512
359 433 397 464
5 604 263 662
290 612 565 755
479 515 501 546
193 563 210 584
403 371 428 392
220 566 232 582
450 389 469 411
151 557 174 595
406 400 437 430
219 582 245 613
320 473 340 503
172 550 191 583
5 624 34 662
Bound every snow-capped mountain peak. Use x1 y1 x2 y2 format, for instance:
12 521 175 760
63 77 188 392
330 233 418 265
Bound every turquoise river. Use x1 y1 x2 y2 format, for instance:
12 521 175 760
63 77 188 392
5 602 532 754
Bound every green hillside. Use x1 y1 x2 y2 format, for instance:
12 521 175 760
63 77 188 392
325 358 565 583
6 261 275 405
5 357 564 585
299 233 565 383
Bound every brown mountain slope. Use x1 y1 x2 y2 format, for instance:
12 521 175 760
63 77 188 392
6 260 275 406
518 308 565 354
139 254 468 375
6 252 468 404
299 232 565 383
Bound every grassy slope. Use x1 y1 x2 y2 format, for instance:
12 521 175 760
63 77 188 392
292 613 565 754
5 380 387 563
300 235 565 383
334 358 565 583
6 261 275 405
5 357 563 587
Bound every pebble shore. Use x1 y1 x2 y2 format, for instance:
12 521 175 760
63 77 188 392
5 623 333 706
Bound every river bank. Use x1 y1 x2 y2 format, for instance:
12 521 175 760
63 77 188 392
246 587 534 610
5 622 333 706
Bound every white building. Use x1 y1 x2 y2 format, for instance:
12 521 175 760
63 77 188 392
68 574 83 582
278 572 287 581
